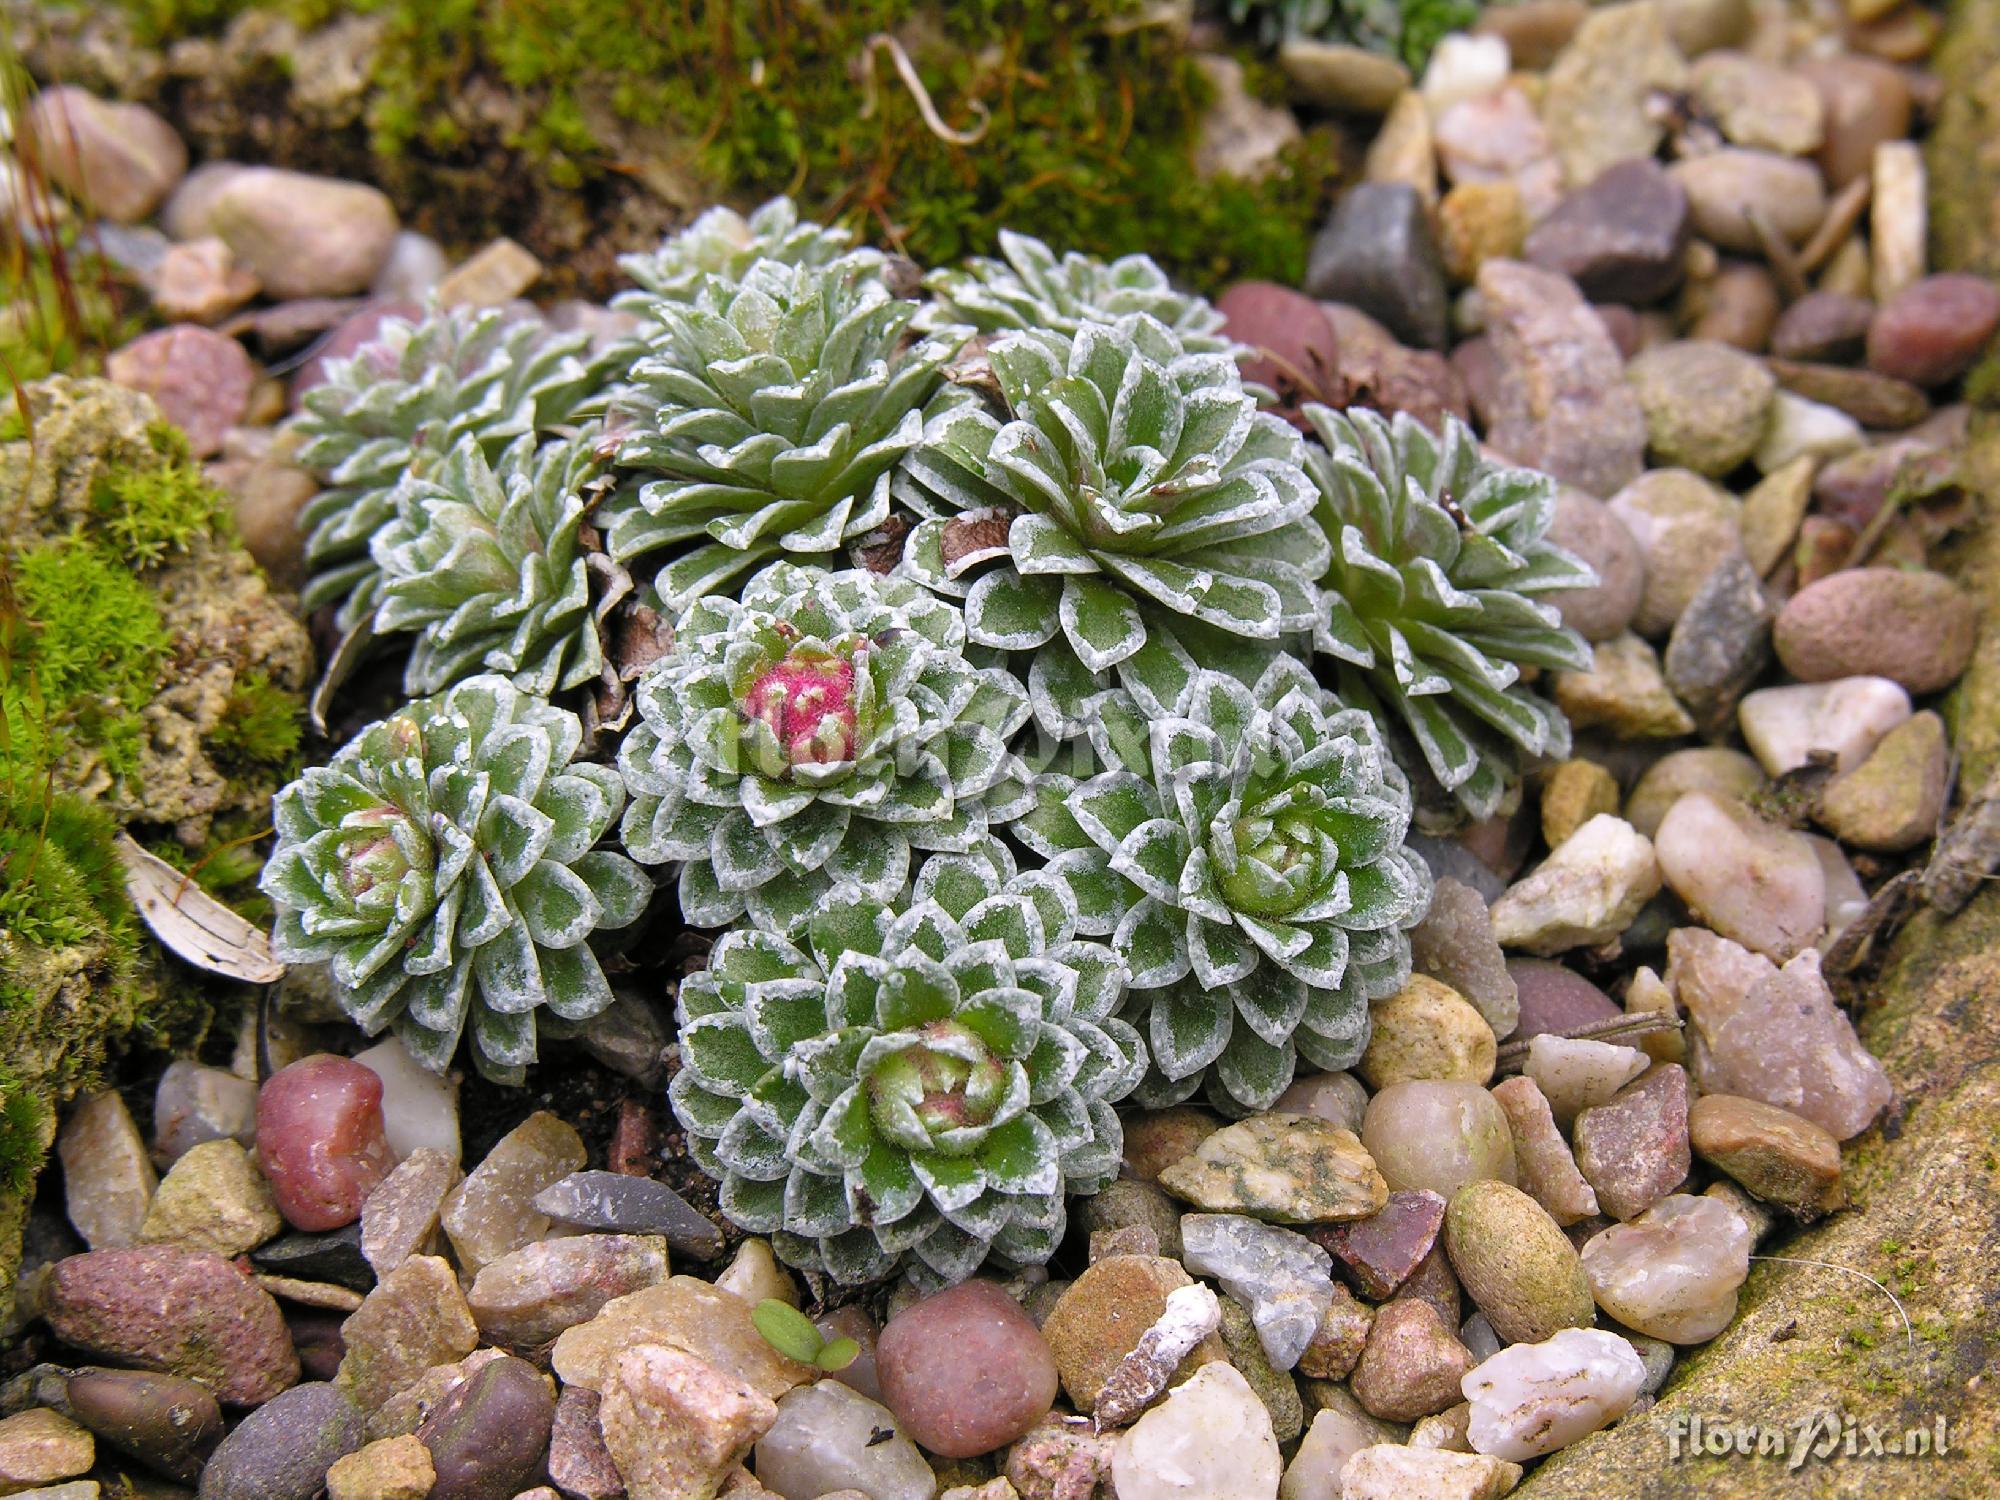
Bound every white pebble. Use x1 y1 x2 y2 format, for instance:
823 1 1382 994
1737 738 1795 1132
1463 1327 1648 1460
1737 677 1911 777
1113 1364 1281 1500
1490 815 1661 956
1581 1194 1752 1344
1522 1035 1650 1130
354 1037 460 1165
1422 33 1511 114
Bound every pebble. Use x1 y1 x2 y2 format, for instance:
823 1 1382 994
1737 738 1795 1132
1408 883 1518 1039
24 86 186 222
1690 1094 1846 1221
1753 391 1864 473
1690 52 1824 155
1605 469 1743 639
1539 760 1619 849
1362 1083 1516 1199
256 1056 398 1234
436 237 543 309
196 1382 365 1500
1182 1214 1333 1372
1689 260 1781 351
1420 32 1510 115
1771 291 1876 364
1661 553 1773 736
1297 1283 1374 1382
416 1353 556 1500
1766 358 1927 430
1540 1 1687 188
1572 1065 1692 1221
1667 931 1892 1138
1552 634 1695 738
1797 55 1911 189
1867 273 2000 387
1041 1254 1219 1416
1305 184 1449 350
1670 149 1827 254
1312 1189 1447 1302
441 1111 586 1275
1522 1036 1650 1131
1625 966 1687 1066
533 1170 727 1259
876 1280 1058 1457
1773 567 1979 694
1626 340 1776 477
1507 958 1619 1040
0 1409 93 1492
137 1139 281 1257
1105 1363 1278 1500
467 1233 670 1348
104 326 257 458
43 1246 297 1405
547 1385 622 1500
65 1368 222 1484
1005 1412 1114 1500
1338 1444 1522 1500
1213 1290 1306 1444
352 1038 460 1165
1218 282 1342 418
1159 1114 1388 1224
326 1435 435 1500
1474 0 1586 69
335 1255 479 1413
359 1147 458 1279
1490 814 1661 956
1278 39 1410 114
1476 260 1646 497
1654 793 1826 959
715 1237 798 1308
1094 1283 1224 1431
551 1276 814 1402
1810 437 1937 530
1350 1299 1476 1424
754 1379 933 1500
251 1222 374 1293
1076 1180 1183 1265
152 1061 258 1166
1870 141 1927 304
1663 0 1753 54
1408 1402 1473 1454
152 237 261 323
1271 1072 1370 1136
1539 488 1644 644
1359 977 1496 1088
1580 1193 1752 1343
1434 90 1561 218
1363 91 1438 205
1193 54 1300 182
1322 304 1471 431
1439 182 1527 285
366 1350 508 1443
1523 159 1689 306
208 167 399 299
1461 1327 1647 1460
57 1092 156 1251
1818 710 1948 851
1490 1078 1599 1225
1444 1180 1596 1349
1737 457 1814 577
1738 676 1911 777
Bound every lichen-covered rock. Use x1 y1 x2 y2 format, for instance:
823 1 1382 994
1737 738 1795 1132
1160 1115 1388 1224
1041 1255 1222 1415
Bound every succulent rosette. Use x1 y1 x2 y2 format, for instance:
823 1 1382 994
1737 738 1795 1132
260 675 652 1082
614 196 862 307
290 305 593 632
1018 661 1430 1113
668 851 1145 1286
895 316 1326 732
602 254 968 610
923 228 1235 355
617 563 1031 936
1304 405 1597 822
372 430 614 698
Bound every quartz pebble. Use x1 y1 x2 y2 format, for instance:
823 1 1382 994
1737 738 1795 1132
1112 1364 1280 1500
1490 1077 1599 1225
1360 977 1496 1087
1005 1412 1114 1500
1042 1255 1217 1414
137 1139 282 1257
1753 392 1863 473
1363 1083 1516 1198
1798 55 1910 189
65 1368 222 1484
1271 1072 1370 1136
1654 793 1826 959
877 1279 1059 1456
713 1237 796 1309
1408 879 1520 1037
1737 677 1911 777
1522 1036 1649 1130
1282 1394 1405 1500
1671 149 1826 254
1442 1182 1594 1346
1490 815 1660 956
197 1382 365 1500
256 1056 398 1233
468 1233 670 1348
1159 1113 1387 1224
1668 933 1891 1140
359 1147 459 1278
209 167 399 299
754 1379 934 1500
152 1061 258 1165
1351 1298 1476 1423
151 236 259 323
1181 1213 1333 1371
1689 1094 1845 1219
58 1092 156 1251
534 1169 727 1259
441 1111 585 1275
1819 710 1949 852
353 1039 460 1165
599 1345 773 1500
1869 141 1927 304
336 1255 479 1413
43 1246 298 1405
1624 747 1765 840
24 86 186 222
1462 1327 1647 1460
1773 567 1980 695
104 324 255 457
417 1353 557 1500
1572 1065 1692 1221
1339 1445 1522 1500
1312 1190 1447 1301
1580 1194 1752 1343
551 1276 814 1401
1690 51 1824 155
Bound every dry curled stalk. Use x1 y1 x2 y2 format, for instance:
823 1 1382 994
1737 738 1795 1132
857 33 991 145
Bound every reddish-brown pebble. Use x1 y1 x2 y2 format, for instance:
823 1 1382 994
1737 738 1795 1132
257 1055 398 1232
876 1280 1058 1458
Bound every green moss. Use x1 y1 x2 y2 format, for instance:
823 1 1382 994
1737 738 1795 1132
0 1079 51 1198
0 786 136 967
90 425 236 568
203 668 302 776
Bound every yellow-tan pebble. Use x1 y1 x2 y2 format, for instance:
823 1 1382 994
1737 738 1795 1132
1358 976 1498 1090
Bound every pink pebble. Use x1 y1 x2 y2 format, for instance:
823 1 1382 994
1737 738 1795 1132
256 1055 397 1231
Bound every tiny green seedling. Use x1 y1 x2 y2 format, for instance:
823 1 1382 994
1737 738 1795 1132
753 1299 860 1373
